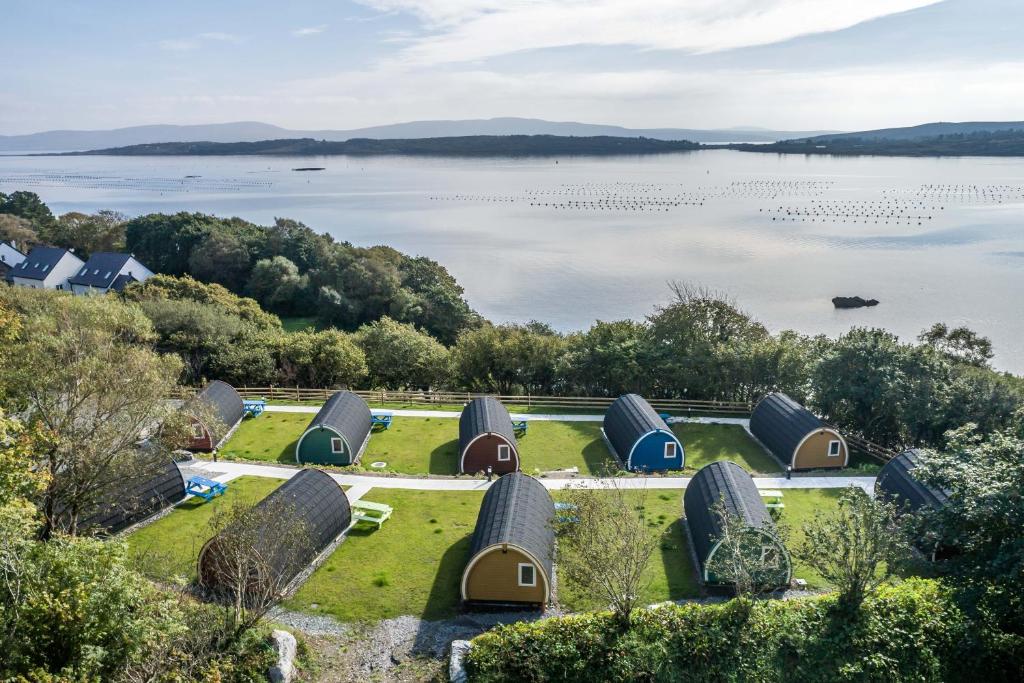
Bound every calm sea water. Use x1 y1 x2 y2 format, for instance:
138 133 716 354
2 150 1023 374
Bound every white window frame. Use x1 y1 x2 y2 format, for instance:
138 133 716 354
497 444 511 462
664 441 677 459
331 437 344 454
517 562 536 587
828 440 841 457
191 423 206 439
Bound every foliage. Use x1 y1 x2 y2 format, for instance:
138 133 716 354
0 190 56 231
706 500 790 596
557 479 659 626
278 329 368 388
797 487 910 609
42 210 127 257
355 316 449 389
451 322 565 394
124 273 281 331
0 213 41 251
919 322 994 367
0 288 186 537
557 320 647 396
245 255 311 315
465 579 965 683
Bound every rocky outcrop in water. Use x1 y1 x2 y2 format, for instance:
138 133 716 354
832 296 879 309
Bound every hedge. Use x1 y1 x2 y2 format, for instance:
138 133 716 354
465 579 971 682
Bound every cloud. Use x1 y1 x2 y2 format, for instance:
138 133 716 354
355 0 941 65
292 25 328 37
158 39 198 51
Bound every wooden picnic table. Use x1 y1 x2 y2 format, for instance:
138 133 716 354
759 489 785 509
186 475 227 502
243 399 266 418
351 500 393 528
371 412 394 429
512 419 528 434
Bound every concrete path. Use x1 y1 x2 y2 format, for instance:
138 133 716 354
191 459 874 493
264 404 749 425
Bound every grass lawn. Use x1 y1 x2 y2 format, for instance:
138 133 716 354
220 413 617 475
776 487 852 589
286 489 484 622
280 316 319 333
673 423 782 474
125 475 285 581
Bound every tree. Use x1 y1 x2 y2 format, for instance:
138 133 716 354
43 210 127 256
189 231 253 290
203 497 314 636
556 479 659 627
451 323 564 394
245 255 310 314
0 191 56 231
397 255 481 345
278 329 368 388
558 320 648 396
0 214 41 252
124 274 282 331
706 500 791 597
797 487 909 609
355 316 449 389
123 212 220 274
0 289 186 538
919 323 994 368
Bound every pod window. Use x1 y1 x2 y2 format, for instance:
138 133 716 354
518 563 536 587
828 440 841 457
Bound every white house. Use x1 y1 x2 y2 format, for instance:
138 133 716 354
0 242 26 282
68 252 154 295
9 246 85 290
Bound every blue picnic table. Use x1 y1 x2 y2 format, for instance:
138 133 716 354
512 419 528 434
243 399 267 418
186 475 227 502
371 411 394 429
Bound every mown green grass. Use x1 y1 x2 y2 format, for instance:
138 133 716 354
219 412 307 463
125 475 285 581
286 489 484 622
673 423 782 474
776 487 850 589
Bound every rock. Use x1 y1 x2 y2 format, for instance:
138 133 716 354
832 296 879 309
268 629 297 683
449 640 472 683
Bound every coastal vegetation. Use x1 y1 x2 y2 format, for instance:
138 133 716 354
729 127 1024 157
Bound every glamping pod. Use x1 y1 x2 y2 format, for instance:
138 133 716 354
461 472 555 607
198 468 351 591
79 460 187 534
295 391 373 465
602 394 684 471
459 397 520 475
683 461 792 588
186 380 245 451
749 392 848 470
876 449 949 513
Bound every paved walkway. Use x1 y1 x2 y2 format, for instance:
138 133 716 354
191 459 874 493
264 404 749 425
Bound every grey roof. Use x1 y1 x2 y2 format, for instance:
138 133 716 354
603 394 671 460
190 380 244 444
468 473 555 582
199 468 351 589
459 397 516 453
749 392 827 465
11 246 76 281
876 449 950 513
79 461 186 535
683 461 777 568
109 273 137 292
67 252 134 289
305 391 372 450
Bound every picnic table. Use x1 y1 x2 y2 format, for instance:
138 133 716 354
186 475 227 502
759 489 785 509
512 419 528 434
554 501 579 523
243 399 266 418
371 411 394 429
351 500 393 529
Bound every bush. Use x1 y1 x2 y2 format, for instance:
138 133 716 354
465 579 966 682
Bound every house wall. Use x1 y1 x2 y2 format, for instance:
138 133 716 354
461 434 519 474
464 546 547 604
123 258 154 282
0 243 25 268
297 427 353 465
44 254 86 290
793 430 847 470
629 430 684 472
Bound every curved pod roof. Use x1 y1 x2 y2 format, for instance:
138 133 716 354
461 473 555 603
188 380 245 447
603 394 683 470
80 460 186 534
296 391 373 465
198 468 351 591
876 449 949 513
459 397 518 464
683 461 791 587
750 392 847 468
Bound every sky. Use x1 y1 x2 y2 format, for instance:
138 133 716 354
1 0 1023 134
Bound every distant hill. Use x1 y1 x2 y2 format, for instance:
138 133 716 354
52 135 704 157
727 125 1024 157
807 121 1024 142
0 118 837 152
